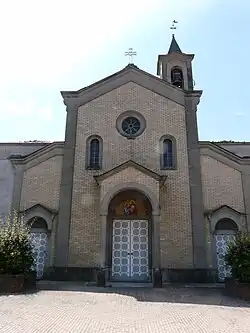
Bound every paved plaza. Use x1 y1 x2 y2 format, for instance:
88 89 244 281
0 286 250 332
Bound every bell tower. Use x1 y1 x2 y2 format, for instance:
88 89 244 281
157 34 194 91
157 24 207 273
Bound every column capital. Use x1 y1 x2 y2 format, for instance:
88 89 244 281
152 212 161 219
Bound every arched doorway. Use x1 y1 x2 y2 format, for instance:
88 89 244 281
28 217 49 279
107 190 152 282
214 218 238 282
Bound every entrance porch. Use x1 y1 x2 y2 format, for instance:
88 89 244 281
93 161 166 286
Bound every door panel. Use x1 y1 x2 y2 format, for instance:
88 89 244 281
215 233 235 282
112 220 130 280
30 232 48 279
130 220 149 280
111 219 149 281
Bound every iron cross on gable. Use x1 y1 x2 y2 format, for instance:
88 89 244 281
125 48 137 64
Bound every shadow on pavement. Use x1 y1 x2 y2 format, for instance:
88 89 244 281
36 281 250 308
0 287 40 297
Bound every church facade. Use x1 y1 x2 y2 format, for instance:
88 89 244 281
1 35 250 284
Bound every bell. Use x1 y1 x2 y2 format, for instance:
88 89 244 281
171 68 184 88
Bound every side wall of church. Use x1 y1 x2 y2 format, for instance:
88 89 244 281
200 155 245 213
200 154 246 268
20 155 63 211
69 82 193 268
0 143 47 220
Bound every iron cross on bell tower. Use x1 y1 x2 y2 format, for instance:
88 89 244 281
125 48 137 64
170 19 178 35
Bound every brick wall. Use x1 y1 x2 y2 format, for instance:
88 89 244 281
69 82 192 268
20 156 63 211
201 155 244 212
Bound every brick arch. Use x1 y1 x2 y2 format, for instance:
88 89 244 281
100 182 160 216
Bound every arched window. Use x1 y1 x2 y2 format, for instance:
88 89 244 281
30 217 48 230
171 67 184 89
215 218 238 233
86 136 103 169
160 135 176 169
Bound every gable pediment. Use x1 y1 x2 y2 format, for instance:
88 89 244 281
204 204 246 233
204 204 244 217
19 204 57 231
19 203 57 215
94 160 167 186
61 65 202 109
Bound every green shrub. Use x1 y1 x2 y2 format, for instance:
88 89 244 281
0 212 35 275
224 232 250 283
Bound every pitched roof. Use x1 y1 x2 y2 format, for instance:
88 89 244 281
61 64 202 109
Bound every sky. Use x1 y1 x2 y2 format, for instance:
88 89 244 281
0 0 249 142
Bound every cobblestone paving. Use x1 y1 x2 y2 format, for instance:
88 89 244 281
0 287 249 332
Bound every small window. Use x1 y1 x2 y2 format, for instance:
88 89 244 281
86 136 102 170
89 139 100 169
163 139 173 168
160 135 176 170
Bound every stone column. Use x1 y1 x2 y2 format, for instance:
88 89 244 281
185 94 207 268
11 164 24 213
152 214 162 287
152 214 161 268
97 214 107 286
55 103 79 267
100 215 107 267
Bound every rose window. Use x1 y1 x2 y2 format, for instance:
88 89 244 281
121 117 141 136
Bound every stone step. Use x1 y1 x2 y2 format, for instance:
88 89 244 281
107 282 153 288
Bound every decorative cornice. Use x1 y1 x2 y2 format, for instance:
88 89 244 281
8 142 64 170
185 91 203 110
199 141 250 165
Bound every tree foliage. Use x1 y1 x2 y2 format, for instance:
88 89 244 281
0 212 35 275
225 232 250 283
